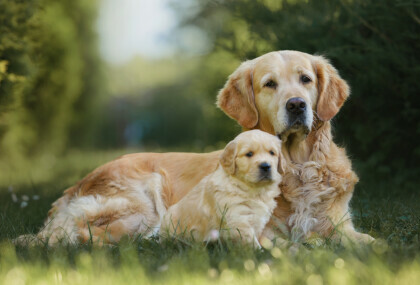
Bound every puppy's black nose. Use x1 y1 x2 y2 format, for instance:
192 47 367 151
259 162 271 172
286 97 306 115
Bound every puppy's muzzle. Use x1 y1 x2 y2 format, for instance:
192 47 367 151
259 162 272 181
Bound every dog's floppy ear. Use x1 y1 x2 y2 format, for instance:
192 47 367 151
220 141 237 175
216 60 258 129
313 56 350 121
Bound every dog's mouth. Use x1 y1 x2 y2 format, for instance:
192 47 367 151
289 118 306 130
278 119 310 143
258 173 273 183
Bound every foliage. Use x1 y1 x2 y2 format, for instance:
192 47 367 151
98 53 242 150
1 241 420 284
94 57 217 149
0 0 103 162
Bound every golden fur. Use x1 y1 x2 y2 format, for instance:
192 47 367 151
161 130 283 246
18 50 373 245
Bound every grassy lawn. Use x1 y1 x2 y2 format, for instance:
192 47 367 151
0 149 419 284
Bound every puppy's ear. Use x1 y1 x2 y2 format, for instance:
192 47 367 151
220 141 237 175
278 155 287 175
313 56 350 121
216 60 258 129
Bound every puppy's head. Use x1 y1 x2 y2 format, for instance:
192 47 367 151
220 130 285 186
217 51 350 144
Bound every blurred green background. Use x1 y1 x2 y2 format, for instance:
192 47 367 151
1 2 420 282
1 0 420 196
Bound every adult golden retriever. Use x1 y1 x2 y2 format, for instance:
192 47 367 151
161 130 283 247
21 50 373 245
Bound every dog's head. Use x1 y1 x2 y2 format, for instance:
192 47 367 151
220 130 285 186
217 50 349 143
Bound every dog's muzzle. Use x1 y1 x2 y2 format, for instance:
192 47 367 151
258 162 272 181
278 97 311 141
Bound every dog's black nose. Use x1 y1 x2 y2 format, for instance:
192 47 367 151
286 97 306 115
259 162 271 172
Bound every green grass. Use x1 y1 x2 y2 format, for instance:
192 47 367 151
0 150 419 284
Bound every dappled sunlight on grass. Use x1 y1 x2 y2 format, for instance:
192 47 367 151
0 149 419 284
1 239 420 284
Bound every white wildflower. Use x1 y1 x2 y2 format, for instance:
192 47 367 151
209 229 220 241
11 193 18 203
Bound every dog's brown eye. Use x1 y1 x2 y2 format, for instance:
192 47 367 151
301 75 312 84
245 151 254 157
264 80 277 89
269 150 275 156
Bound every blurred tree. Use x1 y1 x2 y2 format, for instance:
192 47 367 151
0 0 103 162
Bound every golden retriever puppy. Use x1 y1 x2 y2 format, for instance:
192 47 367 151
20 50 373 246
161 130 284 246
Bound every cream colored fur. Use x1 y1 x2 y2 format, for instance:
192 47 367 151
161 130 282 246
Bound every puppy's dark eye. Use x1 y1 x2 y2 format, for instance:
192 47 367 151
264 80 277 89
269 150 275 156
300 75 312 84
245 151 254 157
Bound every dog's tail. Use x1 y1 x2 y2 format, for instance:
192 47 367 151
13 186 77 246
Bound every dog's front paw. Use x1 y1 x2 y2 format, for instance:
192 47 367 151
341 231 375 247
359 233 375 243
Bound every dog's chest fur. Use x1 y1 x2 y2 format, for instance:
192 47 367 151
279 122 359 240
